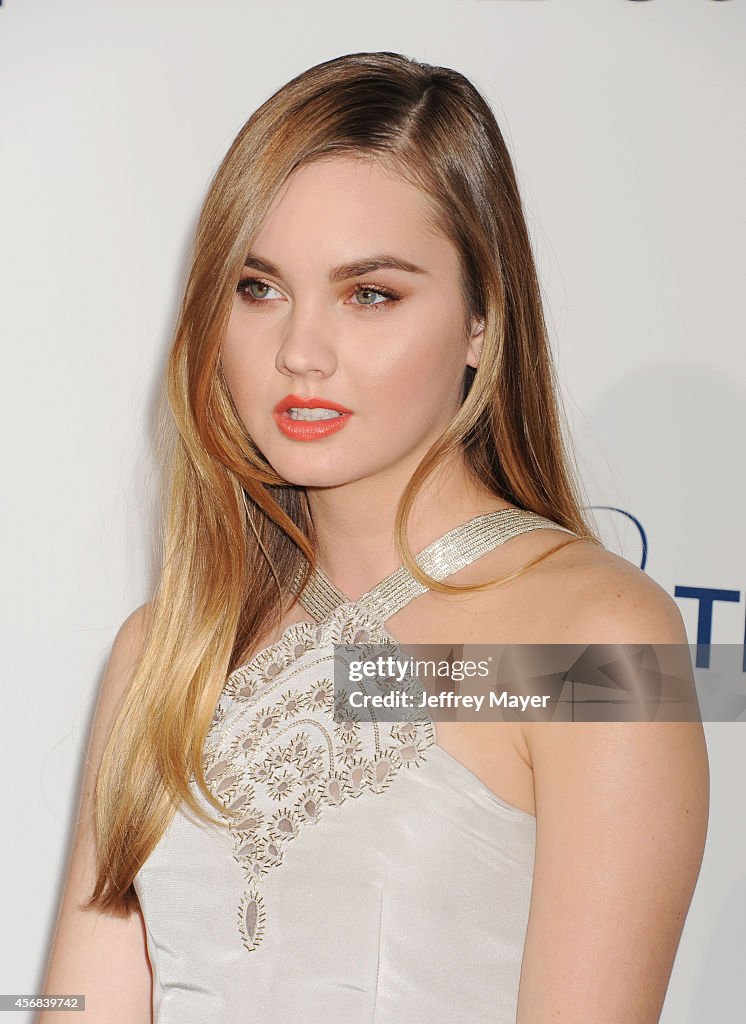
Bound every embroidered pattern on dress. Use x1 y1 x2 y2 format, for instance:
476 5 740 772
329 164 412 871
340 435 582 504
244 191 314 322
200 604 435 953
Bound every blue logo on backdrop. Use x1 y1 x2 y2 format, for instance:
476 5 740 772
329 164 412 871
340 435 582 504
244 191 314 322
593 505 648 570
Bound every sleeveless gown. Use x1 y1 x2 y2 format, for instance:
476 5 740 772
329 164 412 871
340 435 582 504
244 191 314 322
133 508 578 1023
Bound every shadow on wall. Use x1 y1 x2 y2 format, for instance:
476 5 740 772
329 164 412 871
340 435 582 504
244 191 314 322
581 362 743 572
688 743 746 1024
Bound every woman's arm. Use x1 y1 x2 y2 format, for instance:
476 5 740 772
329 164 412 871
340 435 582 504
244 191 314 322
37 604 154 1024
516 569 709 1023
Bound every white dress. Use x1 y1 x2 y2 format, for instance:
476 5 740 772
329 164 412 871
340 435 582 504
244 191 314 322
133 508 578 1023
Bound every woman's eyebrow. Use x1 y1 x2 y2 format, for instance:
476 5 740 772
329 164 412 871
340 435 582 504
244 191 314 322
242 253 428 282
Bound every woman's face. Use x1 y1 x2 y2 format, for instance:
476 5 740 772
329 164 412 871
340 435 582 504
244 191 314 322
221 156 483 489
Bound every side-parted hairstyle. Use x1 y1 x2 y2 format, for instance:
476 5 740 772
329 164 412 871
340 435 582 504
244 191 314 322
84 51 602 916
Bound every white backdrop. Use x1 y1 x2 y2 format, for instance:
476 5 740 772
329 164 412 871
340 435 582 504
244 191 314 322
2 0 744 1020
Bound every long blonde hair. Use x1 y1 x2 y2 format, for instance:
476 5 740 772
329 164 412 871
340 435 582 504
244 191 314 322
84 50 602 916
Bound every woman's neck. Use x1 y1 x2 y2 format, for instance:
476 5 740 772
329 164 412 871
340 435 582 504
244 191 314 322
302 453 511 602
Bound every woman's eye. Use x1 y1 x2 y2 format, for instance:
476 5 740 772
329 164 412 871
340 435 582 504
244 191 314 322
236 277 281 302
351 285 399 309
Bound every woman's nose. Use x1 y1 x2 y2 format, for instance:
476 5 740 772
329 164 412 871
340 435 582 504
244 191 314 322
274 302 338 379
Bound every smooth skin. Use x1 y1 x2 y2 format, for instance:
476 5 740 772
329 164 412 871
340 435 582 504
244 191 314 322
40 156 708 1022
221 155 489 588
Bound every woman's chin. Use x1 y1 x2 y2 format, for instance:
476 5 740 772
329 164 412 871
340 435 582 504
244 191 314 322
267 456 363 490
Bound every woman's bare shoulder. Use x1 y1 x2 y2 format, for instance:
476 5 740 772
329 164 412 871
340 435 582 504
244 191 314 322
473 526 685 647
520 534 707 777
512 534 696 746
536 535 688 646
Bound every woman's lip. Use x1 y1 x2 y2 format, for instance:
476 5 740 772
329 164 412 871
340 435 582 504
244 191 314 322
273 395 353 414
273 410 353 442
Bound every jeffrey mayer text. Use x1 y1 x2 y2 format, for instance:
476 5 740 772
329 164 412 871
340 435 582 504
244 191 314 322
348 690 551 713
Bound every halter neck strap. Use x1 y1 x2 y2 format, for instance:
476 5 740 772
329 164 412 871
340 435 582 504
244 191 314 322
290 507 577 626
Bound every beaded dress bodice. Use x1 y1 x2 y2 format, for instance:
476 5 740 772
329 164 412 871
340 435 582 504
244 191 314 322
133 508 577 1024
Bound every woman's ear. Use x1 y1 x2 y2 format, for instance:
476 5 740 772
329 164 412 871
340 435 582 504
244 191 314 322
466 318 485 369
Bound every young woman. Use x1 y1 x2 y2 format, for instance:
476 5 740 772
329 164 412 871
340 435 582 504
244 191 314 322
40 51 709 1024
